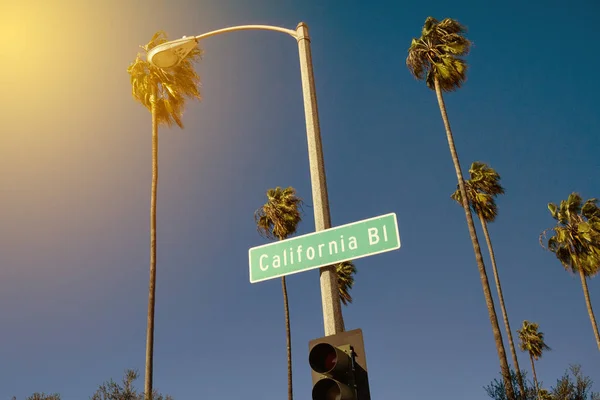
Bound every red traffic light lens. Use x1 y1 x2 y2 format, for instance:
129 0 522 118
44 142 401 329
324 352 337 371
309 343 339 374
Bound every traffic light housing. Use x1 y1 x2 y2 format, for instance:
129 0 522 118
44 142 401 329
308 328 371 400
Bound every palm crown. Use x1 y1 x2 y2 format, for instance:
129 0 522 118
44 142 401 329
542 193 600 277
451 162 505 222
517 320 550 360
127 30 202 128
406 17 471 92
255 187 303 241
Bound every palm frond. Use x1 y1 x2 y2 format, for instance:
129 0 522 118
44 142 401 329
582 198 600 219
468 162 505 196
336 261 357 306
436 18 468 36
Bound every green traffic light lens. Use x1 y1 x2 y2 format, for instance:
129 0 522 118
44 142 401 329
313 378 342 400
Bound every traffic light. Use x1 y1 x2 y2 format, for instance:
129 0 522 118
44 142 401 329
308 328 371 400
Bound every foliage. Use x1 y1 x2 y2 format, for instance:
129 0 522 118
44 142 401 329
127 30 202 128
552 365 600 400
517 320 551 360
538 388 554 400
11 394 62 400
451 161 505 222
485 365 600 400
406 16 471 91
255 186 303 241
484 368 537 400
336 260 357 306
11 370 173 400
541 193 600 278
91 369 173 400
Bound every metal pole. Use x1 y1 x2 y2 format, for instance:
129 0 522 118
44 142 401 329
295 22 345 336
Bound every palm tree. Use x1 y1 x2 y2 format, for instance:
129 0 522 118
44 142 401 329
517 320 551 395
336 260 357 306
255 186 303 400
540 193 600 350
407 17 515 399
127 30 202 398
451 162 525 396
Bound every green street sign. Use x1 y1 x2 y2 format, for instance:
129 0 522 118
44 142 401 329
249 213 400 283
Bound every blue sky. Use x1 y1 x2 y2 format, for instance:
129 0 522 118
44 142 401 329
0 0 599 398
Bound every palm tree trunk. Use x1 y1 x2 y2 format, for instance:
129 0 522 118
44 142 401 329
433 76 515 400
281 276 293 400
479 216 525 396
579 268 600 351
529 353 538 394
144 83 158 400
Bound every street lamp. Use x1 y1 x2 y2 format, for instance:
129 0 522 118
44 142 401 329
148 36 198 68
148 23 344 337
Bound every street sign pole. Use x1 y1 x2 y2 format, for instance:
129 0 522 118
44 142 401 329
295 23 343 336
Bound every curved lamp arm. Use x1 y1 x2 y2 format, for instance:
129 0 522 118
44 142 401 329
147 24 297 68
194 24 297 41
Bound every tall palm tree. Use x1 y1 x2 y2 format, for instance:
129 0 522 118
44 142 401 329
127 30 202 399
540 193 600 350
407 17 515 399
336 260 357 306
517 320 551 394
255 186 303 400
451 162 525 396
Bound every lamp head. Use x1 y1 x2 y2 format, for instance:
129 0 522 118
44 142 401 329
147 36 197 69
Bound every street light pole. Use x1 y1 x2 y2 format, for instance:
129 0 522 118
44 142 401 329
147 22 345 336
295 23 344 335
